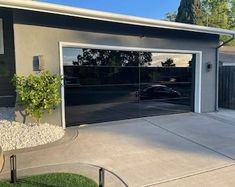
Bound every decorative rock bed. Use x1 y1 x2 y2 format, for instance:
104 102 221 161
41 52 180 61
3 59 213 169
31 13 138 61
0 108 65 151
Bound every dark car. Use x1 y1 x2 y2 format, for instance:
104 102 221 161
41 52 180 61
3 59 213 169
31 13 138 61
138 85 181 100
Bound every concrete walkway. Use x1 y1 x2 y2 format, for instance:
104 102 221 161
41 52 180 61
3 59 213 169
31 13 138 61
1 111 235 186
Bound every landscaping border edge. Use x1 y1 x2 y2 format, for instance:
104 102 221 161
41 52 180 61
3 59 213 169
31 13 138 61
0 146 4 173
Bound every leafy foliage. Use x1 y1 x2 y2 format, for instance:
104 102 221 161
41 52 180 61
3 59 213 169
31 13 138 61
73 49 152 67
175 0 203 25
161 58 176 67
165 11 177 21
201 0 234 44
201 0 229 28
12 71 62 124
229 0 235 30
166 0 235 45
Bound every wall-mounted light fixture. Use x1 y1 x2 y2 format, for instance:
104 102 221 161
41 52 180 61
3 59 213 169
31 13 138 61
33 55 45 71
206 62 213 72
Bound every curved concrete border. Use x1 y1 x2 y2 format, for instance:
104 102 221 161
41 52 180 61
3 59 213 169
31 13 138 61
4 127 79 155
0 146 4 173
0 162 128 186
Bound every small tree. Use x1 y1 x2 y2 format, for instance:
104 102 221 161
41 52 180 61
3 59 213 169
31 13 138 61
12 71 62 124
165 11 177 22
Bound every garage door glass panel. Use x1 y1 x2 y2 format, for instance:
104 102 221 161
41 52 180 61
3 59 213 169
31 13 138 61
64 66 139 86
63 48 140 125
63 48 194 126
139 53 193 117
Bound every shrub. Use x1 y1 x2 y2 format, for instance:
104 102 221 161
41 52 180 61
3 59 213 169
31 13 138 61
12 71 62 124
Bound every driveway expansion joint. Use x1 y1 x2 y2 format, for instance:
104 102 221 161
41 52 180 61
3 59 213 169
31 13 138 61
203 113 235 127
142 163 235 187
143 118 235 161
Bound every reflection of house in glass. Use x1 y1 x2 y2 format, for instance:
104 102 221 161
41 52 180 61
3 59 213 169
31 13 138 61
0 0 234 128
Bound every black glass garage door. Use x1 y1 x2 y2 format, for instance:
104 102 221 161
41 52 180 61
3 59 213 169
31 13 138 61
63 48 194 126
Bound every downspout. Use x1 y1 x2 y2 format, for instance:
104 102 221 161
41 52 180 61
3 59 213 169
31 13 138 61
215 34 235 111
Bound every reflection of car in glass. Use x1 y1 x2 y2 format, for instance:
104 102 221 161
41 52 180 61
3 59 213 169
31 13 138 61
138 85 181 100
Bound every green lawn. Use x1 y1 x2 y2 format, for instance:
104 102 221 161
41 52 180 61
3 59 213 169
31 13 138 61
0 173 98 187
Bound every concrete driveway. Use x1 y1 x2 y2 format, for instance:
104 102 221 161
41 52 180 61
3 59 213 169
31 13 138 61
1 111 235 186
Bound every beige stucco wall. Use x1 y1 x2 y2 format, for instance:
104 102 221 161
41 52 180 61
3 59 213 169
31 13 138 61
13 23 219 127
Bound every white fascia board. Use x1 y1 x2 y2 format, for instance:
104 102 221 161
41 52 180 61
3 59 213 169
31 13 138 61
0 0 235 36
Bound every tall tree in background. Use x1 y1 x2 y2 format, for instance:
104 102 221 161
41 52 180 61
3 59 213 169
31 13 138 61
165 0 235 45
201 0 229 29
166 0 235 28
201 0 233 44
175 0 203 25
228 0 235 30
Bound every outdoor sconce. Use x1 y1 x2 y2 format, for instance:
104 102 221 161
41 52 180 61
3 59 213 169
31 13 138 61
206 62 213 72
33 55 45 71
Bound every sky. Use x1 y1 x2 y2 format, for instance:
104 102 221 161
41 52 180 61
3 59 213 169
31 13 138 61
39 0 180 20
39 0 185 65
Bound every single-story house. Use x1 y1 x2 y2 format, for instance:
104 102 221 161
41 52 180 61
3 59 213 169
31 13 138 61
0 0 235 128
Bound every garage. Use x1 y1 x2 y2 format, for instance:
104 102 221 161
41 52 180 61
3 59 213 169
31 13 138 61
3 0 233 128
62 45 196 126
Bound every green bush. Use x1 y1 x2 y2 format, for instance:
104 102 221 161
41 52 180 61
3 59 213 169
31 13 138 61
12 71 62 124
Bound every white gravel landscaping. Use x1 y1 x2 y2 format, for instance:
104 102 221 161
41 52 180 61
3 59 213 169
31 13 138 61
0 108 65 151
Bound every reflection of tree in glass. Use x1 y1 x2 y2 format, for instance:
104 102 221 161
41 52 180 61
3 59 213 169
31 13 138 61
73 49 152 66
161 58 176 67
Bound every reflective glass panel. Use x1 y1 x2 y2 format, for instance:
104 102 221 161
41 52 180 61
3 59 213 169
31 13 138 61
63 48 194 126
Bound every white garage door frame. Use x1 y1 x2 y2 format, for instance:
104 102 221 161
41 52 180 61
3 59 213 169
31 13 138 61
59 42 202 129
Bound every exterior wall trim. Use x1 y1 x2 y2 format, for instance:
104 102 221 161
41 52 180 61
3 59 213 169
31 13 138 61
59 42 202 128
221 62 235 66
59 42 66 129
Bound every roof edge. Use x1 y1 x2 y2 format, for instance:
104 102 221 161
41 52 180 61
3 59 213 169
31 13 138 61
0 0 235 36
